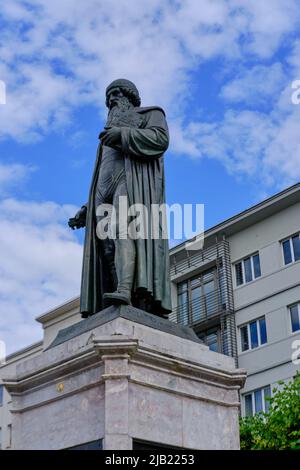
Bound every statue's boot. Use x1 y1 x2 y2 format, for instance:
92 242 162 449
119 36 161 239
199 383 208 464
103 239 135 306
100 238 118 290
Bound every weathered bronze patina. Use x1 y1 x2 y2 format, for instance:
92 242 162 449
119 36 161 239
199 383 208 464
69 79 171 318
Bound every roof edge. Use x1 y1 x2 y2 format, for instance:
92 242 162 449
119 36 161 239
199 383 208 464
36 296 80 324
170 182 300 255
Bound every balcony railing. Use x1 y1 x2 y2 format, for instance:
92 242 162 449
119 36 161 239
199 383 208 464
169 283 228 327
169 238 238 361
170 240 228 278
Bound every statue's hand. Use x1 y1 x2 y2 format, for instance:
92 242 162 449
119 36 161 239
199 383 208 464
68 206 87 230
99 127 121 148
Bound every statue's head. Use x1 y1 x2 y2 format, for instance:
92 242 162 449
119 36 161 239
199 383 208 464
105 79 141 109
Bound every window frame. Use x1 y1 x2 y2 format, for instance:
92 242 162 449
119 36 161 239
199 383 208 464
239 316 268 352
282 232 300 266
289 302 300 334
7 424 12 449
244 385 271 417
177 266 221 324
198 327 222 353
234 252 261 287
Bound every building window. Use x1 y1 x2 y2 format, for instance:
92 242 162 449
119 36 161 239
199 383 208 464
244 385 271 416
0 385 3 407
282 233 300 265
290 303 300 333
177 267 225 325
198 328 222 353
240 316 267 352
67 439 103 450
7 424 12 449
235 253 261 286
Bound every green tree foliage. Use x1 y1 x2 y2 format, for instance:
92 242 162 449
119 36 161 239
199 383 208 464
240 374 300 450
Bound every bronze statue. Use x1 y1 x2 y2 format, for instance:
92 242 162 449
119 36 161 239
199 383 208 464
69 79 171 318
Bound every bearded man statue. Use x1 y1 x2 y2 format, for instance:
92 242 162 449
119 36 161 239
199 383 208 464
69 79 172 319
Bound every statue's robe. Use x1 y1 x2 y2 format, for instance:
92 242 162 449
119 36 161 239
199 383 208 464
80 106 172 317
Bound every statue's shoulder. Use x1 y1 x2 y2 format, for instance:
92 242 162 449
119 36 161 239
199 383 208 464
135 106 166 116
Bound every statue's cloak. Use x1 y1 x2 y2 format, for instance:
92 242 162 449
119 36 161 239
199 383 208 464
80 106 172 317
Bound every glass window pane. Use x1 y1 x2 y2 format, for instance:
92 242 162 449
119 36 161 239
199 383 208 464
290 305 300 332
250 321 259 349
204 280 215 316
178 281 187 293
253 254 261 278
204 280 215 294
206 331 219 352
235 262 243 286
283 239 292 265
292 235 300 262
208 342 218 353
264 386 271 413
178 292 188 325
259 317 267 345
178 291 187 305
0 385 3 406
202 269 214 282
245 394 253 417
241 326 249 352
191 287 201 300
198 333 205 342
190 277 200 287
244 257 253 283
254 389 263 413
191 286 202 321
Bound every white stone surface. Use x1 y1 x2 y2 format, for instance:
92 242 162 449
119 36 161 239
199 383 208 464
3 313 246 450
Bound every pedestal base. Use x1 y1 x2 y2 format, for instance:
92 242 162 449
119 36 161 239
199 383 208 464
4 305 246 450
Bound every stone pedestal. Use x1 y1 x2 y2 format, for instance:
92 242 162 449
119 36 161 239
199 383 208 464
4 306 246 450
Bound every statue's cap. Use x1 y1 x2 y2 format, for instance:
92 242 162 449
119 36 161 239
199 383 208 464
106 78 139 97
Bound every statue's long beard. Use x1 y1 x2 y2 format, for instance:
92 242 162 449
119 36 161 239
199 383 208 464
105 96 142 129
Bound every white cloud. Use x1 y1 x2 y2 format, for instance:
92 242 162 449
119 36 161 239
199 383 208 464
173 110 276 174
0 0 299 186
230 0 300 57
0 162 34 194
0 0 299 140
171 100 300 189
169 32 300 190
0 198 82 354
220 63 285 105
263 107 300 187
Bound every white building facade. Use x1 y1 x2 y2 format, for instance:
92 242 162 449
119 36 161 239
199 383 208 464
169 183 300 417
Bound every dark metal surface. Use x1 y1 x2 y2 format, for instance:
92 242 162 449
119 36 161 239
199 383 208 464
69 79 172 319
47 304 202 350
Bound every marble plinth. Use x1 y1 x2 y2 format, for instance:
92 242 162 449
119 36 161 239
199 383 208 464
3 305 246 450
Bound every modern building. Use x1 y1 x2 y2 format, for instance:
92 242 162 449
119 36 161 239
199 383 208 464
169 182 300 418
1 183 300 449
0 342 43 450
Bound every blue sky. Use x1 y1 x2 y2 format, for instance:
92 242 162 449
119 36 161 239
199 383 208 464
1 0 300 353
